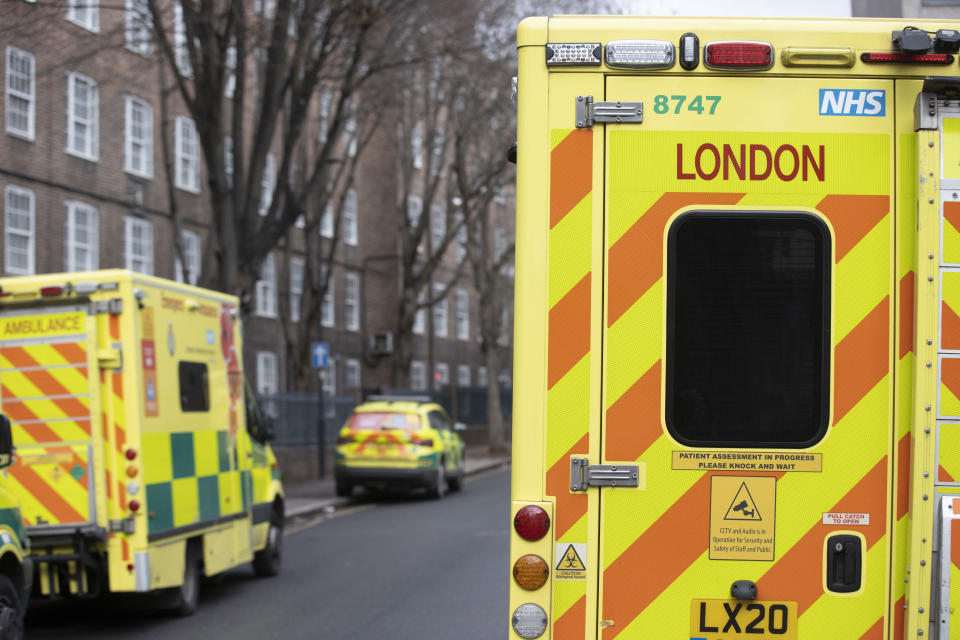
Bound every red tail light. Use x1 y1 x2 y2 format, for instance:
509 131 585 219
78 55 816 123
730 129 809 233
40 285 65 297
337 433 354 444
125 448 137 461
514 505 550 541
861 51 954 64
704 41 773 69
128 500 140 512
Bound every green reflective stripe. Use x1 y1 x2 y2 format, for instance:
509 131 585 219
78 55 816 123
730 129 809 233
241 470 251 510
217 430 231 473
171 432 195 479
198 475 220 521
0 507 25 549
146 482 174 534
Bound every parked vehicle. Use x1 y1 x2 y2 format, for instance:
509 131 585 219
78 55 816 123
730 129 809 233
0 270 283 615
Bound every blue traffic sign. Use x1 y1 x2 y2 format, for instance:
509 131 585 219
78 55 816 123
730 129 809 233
311 342 329 369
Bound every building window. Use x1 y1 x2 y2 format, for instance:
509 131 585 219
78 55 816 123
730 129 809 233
410 360 426 391
477 366 487 388
345 358 361 389
413 289 425 335
173 3 191 77
320 202 334 238
433 283 447 338
253 0 275 18
124 216 153 274
344 115 357 158
224 43 236 98
256 253 277 317
174 230 200 285
457 364 471 387
434 362 449 390
455 289 469 340
322 359 336 396
259 153 275 216
4 186 34 275
498 307 510 346
65 201 98 272
318 87 331 143
344 189 358 245
431 205 445 249
430 129 444 176
66 72 98 161
289 257 304 322
407 195 422 227
224 136 234 186
5 47 35 140
321 267 335 328
455 212 467 263
344 272 359 331
256 351 278 395
411 121 423 169
124 0 152 56
66 0 98 32
498 370 512 388
174 115 199 192
124 95 153 178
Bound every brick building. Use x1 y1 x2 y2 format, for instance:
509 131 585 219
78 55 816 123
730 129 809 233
0 0 515 408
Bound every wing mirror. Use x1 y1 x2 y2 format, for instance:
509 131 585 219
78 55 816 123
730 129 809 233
0 415 14 469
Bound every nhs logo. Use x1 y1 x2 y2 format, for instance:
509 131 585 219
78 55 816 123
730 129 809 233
819 89 886 116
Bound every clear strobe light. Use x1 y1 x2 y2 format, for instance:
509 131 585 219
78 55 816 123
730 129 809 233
605 39 675 68
512 603 548 639
545 43 602 66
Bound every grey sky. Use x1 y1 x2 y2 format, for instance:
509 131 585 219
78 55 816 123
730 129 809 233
617 0 852 17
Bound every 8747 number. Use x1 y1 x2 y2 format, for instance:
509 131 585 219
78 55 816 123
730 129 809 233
653 94 721 115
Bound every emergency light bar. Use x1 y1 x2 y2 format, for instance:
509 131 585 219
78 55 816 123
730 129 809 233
605 39 675 69
861 51 954 64
704 41 773 69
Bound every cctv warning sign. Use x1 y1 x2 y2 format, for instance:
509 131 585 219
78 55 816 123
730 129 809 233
709 476 776 561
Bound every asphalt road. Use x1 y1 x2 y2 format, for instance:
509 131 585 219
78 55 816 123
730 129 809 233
25 467 510 639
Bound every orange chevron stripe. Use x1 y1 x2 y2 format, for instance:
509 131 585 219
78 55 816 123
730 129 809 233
49 342 87 365
121 537 129 562
940 464 955 483
858 617 883 640
2 395 90 483
755 458 887 615
900 272 915 359
604 361 661 461
834 297 889 423
815 194 889 261
109 314 119 341
9 462 85 523
894 595 905 640
550 130 592 228
554 595 586 640
1 384 91 436
546 434 589 539
607 192 744 327
943 299 960 350
1 348 90 417
943 357 960 404
112 371 123 400
946 201 960 235
897 433 911 519
548 274 591 389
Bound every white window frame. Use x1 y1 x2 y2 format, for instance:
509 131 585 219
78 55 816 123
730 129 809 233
4 186 34 275
321 268 335 328
5 47 35 140
344 115 357 157
345 358 361 389
477 366 487 388
411 121 423 169
174 229 200 285
66 71 98 161
410 360 426 391
320 202 334 238
66 0 99 32
318 88 331 143
123 216 153 274
256 351 278 395
289 257 304 322
124 0 152 56
259 153 275 216
434 362 449 390
433 283 447 338
431 205 445 249
455 212 467 263
173 3 191 78
412 289 425 335
455 289 469 340
64 200 98 272
457 364 471 387
255 253 277 318
343 189 358 246
407 195 422 227
224 44 236 98
430 129 444 176
344 272 359 331
322 359 336 396
174 115 199 193
124 95 153 178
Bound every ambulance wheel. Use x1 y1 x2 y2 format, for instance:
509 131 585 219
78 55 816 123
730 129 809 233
429 464 446 500
253 506 283 578
335 480 353 497
172 546 200 616
0 575 23 640
448 454 465 492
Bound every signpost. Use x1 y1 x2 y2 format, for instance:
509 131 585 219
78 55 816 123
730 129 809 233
312 341 329 476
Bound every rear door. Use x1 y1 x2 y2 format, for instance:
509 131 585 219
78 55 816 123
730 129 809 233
0 304 98 530
598 76 894 639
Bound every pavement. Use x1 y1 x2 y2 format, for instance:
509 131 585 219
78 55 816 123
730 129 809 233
282 446 511 523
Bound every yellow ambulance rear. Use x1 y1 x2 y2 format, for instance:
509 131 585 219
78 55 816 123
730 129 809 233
0 269 283 615
509 15 960 640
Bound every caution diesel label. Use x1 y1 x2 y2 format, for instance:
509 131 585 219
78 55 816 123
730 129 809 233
672 450 822 472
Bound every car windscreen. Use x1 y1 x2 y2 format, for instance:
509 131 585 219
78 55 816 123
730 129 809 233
346 412 422 430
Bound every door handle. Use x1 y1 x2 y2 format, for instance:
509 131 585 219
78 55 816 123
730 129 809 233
825 534 862 593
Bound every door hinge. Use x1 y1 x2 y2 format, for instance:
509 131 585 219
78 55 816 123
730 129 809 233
570 457 640 491
90 298 122 315
575 95 643 129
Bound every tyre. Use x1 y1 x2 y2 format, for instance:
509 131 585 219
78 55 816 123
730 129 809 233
170 544 200 616
0 574 22 640
335 480 353 498
429 464 446 500
253 506 283 577
447 453 465 492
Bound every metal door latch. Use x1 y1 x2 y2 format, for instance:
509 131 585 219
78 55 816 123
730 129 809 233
570 457 640 491
575 95 643 128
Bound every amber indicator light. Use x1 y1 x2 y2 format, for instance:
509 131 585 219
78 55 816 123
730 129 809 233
513 554 549 591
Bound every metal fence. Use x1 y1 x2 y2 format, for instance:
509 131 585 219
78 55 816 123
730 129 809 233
258 387 513 446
